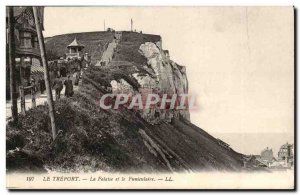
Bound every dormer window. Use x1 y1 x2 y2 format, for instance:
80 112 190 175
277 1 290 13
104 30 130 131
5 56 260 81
19 31 32 48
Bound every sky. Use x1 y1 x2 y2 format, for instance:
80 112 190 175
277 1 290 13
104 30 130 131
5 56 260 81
43 7 294 155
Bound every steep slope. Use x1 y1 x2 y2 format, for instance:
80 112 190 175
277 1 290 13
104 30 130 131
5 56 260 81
80 66 245 171
93 31 190 124
7 72 244 172
7 31 247 173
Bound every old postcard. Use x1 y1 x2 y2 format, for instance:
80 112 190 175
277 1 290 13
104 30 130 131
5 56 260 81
6 6 294 190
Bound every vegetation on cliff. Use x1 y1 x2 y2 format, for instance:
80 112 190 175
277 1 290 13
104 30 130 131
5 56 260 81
7 31 246 173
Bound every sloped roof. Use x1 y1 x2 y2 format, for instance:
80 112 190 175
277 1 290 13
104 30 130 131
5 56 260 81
67 37 84 48
261 147 272 153
255 159 268 167
6 7 26 18
280 142 293 149
31 63 44 75
6 7 44 30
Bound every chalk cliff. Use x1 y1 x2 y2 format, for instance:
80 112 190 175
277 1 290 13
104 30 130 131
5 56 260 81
137 41 190 123
110 37 190 124
7 31 248 173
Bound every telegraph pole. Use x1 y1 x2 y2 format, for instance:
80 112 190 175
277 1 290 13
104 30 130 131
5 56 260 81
8 6 18 124
33 7 57 139
131 18 133 31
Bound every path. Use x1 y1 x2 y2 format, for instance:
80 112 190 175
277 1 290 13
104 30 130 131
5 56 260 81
96 32 122 66
6 75 81 121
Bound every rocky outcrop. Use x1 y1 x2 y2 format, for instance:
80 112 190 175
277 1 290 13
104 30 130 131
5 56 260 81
137 41 190 123
110 79 134 94
107 39 190 124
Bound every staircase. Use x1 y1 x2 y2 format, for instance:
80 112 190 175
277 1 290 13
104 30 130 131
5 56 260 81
96 32 122 66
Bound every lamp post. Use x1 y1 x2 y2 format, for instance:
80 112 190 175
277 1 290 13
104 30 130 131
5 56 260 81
33 6 57 139
8 6 18 123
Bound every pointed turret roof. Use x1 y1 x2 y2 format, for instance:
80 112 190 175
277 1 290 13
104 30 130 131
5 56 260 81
280 142 293 149
67 37 84 48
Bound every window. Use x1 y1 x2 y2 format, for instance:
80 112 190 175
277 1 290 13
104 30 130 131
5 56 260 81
20 38 25 47
19 38 32 48
6 29 9 44
34 37 38 48
20 32 31 38
19 31 32 48
31 36 35 48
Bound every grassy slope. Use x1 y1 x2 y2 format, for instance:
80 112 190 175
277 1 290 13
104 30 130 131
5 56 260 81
113 31 161 66
7 86 170 173
7 32 245 173
45 31 114 64
7 70 244 172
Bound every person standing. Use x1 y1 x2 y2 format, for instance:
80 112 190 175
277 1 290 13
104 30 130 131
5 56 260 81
30 78 36 89
74 71 80 86
64 75 74 97
38 76 46 94
52 76 63 100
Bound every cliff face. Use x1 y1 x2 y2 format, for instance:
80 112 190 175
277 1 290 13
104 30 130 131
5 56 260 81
138 41 190 121
90 32 246 171
15 31 247 173
110 38 190 124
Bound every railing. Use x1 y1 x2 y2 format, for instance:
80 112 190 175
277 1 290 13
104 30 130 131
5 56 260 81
15 47 41 57
66 53 79 56
66 53 80 57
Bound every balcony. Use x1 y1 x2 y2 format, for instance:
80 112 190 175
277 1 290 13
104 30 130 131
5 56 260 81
66 52 81 59
18 23 37 34
15 46 41 58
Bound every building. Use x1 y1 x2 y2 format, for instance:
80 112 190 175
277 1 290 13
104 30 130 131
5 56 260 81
260 147 274 162
252 147 275 168
251 144 294 169
244 155 268 168
107 27 115 32
278 142 294 167
6 7 44 97
163 50 170 61
66 37 85 60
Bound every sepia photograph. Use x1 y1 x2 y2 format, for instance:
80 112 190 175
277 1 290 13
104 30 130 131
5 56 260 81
5 5 295 190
